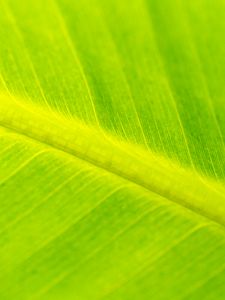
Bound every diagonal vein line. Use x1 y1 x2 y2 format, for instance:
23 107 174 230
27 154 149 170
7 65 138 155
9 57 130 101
0 142 19 156
181 263 225 299
0 150 48 185
0 162 78 235
144 0 225 181
97 223 212 300
142 0 219 192
33 198 159 299
2 2 52 112
179 0 225 179
143 0 194 168
95 0 150 149
14 184 128 284
51 0 99 125
179 0 225 148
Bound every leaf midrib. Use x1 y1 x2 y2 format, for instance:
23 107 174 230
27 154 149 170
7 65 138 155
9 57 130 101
1 92 225 229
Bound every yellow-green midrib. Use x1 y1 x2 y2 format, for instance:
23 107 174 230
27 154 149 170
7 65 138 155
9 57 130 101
1 93 225 228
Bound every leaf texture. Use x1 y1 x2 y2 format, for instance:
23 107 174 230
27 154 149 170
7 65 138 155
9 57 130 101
0 0 225 299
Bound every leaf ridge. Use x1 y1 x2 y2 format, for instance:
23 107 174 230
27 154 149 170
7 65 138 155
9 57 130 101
1 92 225 229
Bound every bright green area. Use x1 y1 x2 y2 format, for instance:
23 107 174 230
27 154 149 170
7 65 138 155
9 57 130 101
0 0 225 299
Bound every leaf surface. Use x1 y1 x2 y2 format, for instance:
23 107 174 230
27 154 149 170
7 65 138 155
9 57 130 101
0 0 225 299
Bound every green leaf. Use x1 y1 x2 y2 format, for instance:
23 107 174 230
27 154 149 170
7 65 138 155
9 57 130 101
0 0 225 299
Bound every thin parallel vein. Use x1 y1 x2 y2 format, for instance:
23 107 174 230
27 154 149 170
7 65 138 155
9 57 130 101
35 203 165 299
179 0 225 152
0 72 34 118
182 263 225 299
16 184 127 275
0 149 48 185
179 3 225 179
143 0 194 169
55 0 217 199
95 0 150 150
0 73 50 126
148 2 224 181
143 0 220 191
0 163 80 235
0 79 83 144
2 2 52 112
0 71 73 141
97 222 211 300
51 0 99 125
0 72 15 98
0 142 20 156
